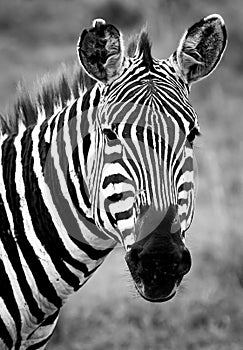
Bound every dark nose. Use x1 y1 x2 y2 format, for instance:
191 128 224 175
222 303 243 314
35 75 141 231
127 243 191 277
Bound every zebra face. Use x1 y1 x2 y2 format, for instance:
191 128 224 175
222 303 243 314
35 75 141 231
78 15 227 301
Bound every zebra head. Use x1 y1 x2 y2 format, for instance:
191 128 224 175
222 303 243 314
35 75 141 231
77 15 227 302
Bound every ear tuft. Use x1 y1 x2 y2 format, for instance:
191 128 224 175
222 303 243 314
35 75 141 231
77 19 124 84
92 18 106 28
175 14 227 85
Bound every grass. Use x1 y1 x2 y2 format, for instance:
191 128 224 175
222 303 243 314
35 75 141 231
48 245 243 350
0 0 242 349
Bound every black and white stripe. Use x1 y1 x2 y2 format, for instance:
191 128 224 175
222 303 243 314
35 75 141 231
93 54 198 245
0 54 196 350
0 14 226 348
0 89 114 348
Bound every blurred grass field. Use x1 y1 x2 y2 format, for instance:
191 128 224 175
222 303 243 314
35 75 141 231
0 0 242 349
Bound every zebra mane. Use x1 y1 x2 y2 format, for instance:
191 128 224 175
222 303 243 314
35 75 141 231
0 28 152 136
127 28 153 70
0 61 95 136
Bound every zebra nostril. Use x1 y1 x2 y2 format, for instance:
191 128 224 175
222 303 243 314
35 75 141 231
129 245 143 263
178 248 192 275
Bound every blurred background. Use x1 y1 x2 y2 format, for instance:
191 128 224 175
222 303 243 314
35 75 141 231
0 0 242 349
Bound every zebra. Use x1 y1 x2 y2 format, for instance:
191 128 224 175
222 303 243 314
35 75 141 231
0 14 226 349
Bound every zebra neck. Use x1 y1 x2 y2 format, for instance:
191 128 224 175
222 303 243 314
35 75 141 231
0 100 115 306
33 96 116 248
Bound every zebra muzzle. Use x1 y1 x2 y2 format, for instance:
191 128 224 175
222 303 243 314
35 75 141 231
125 205 192 302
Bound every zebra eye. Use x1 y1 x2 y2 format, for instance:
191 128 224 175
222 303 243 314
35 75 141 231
103 128 117 141
187 127 200 145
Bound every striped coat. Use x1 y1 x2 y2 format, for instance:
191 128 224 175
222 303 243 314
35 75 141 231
0 14 226 349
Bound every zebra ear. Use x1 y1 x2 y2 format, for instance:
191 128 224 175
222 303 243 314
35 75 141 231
77 19 124 84
175 14 227 85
